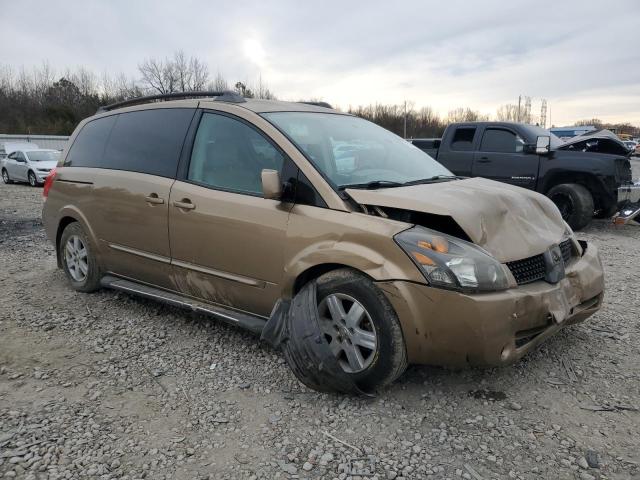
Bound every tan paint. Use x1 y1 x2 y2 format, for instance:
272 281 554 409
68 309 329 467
42 96 607 370
378 242 604 365
167 180 291 316
346 177 567 262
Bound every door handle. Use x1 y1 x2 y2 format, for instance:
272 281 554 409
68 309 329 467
145 193 165 205
477 157 491 163
173 199 195 210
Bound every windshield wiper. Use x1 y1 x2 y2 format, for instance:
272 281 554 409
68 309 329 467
402 175 464 186
339 180 405 190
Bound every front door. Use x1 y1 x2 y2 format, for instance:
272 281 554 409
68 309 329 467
9 151 28 181
472 127 539 190
169 111 292 317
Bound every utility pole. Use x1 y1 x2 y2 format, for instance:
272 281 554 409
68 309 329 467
517 95 522 122
403 100 407 139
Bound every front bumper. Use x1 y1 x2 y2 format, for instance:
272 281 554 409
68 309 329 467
378 242 604 367
618 184 640 204
35 171 51 182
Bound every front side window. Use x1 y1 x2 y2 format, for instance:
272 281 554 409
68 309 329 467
262 112 451 189
15 151 26 162
480 128 525 153
188 112 284 195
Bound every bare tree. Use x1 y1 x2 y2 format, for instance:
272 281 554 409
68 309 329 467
447 107 489 123
209 72 229 91
139 51 209 94
138 57 175 94
496 103 519 121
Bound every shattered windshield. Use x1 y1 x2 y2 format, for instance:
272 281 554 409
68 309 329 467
262 112 453 189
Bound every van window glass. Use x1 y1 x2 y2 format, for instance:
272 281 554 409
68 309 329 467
450 127 476 151
65 115 117 167
188 113 284 196
480 128 525 153
103 109 193 177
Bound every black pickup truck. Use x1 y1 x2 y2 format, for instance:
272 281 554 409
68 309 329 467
411 122 635 230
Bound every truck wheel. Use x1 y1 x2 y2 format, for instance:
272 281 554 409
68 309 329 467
547 183 594 230
313 269 408 392
59 222 102 293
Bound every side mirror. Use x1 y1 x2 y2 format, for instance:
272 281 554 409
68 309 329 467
536 135 551 155
261 169 282 200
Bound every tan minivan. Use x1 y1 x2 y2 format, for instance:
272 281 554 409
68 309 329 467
42 92 605 393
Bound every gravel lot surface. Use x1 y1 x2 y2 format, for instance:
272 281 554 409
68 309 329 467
1 164 639 480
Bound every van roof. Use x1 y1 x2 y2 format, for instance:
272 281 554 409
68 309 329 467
96 91 343 116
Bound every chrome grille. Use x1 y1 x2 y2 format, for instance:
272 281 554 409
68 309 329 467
506 254 546 285
507 239 575 286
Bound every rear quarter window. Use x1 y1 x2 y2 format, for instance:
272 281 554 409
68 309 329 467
65 115 117 167
103 108 194 177
450 127 476 151
65 108 194 178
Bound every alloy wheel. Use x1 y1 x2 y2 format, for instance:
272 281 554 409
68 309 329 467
550 192 574 220
29 172 37 186
2 170 9 183
317 293 378 373
64 235 89 282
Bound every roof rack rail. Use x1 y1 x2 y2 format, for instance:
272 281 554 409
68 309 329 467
299 101 333 109
96 90 246 113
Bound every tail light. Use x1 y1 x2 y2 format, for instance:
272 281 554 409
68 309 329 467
43 168 57 198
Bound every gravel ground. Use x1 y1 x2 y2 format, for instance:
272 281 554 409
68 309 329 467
1 165 639 480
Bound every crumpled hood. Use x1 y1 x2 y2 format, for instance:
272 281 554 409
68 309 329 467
346 177 566 263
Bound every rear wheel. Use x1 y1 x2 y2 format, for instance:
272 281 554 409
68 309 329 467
547 183 594 231
28 171 38 187
1 169 11 184
313 269 408 391
59 222 102 292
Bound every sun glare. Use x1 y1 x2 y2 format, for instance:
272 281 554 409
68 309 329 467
243 38 266 67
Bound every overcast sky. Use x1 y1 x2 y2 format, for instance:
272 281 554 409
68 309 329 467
2 0 639 126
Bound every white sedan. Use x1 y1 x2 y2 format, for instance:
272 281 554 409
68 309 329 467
1 149 61 186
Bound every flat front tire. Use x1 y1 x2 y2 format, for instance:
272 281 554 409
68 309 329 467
313 269 408 391
59 222 102 292
547 183 594 231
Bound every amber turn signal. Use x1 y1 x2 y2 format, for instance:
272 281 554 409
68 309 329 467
417 236 449 253
412 251 436 266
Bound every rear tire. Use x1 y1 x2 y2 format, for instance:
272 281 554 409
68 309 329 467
1 169 11 184
312 269 408 392
59 222 102 293
547 183 594 231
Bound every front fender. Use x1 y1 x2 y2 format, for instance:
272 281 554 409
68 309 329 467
281 206 425 297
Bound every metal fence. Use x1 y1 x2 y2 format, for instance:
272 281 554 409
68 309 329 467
0 134 69 151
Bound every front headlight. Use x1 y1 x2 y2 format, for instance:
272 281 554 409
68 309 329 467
394 226 510 293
